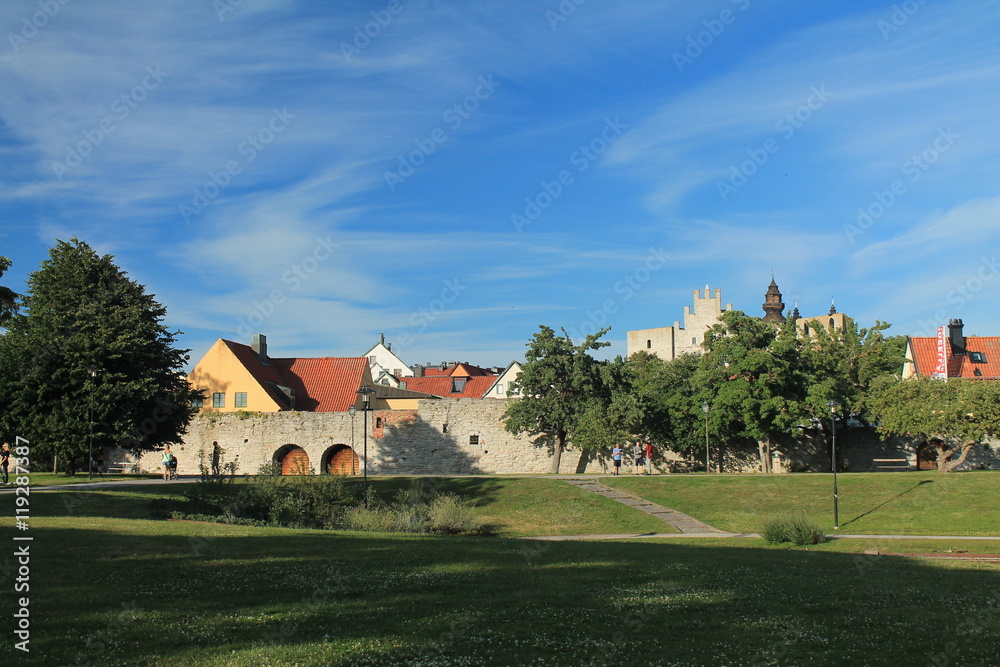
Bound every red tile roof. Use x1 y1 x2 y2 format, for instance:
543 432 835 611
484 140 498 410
271 357 368 412
399 375 496 398
223 340 368 411
908 336 1000 379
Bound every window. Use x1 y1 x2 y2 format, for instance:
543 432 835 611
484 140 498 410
646 340 652 349
192 397 204 409
469 435 480 445
212 393 225 408
376 417 383 428
970 351 987 363
692 337 697 345
497 384 504 395
235 392 247 408
452 378 467 393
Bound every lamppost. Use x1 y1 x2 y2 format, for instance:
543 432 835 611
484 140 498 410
348 405 357 476
356 385 374 508
87 367 99 480
702 402 710 473
827 399 840 530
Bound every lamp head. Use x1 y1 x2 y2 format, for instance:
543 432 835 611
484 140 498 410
701 402 709 414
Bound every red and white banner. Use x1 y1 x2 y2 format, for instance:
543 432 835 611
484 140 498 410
932 326 948 379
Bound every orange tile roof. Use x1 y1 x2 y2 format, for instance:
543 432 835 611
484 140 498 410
908 336 1000 379
399 375 496 398
223 340 367 411
271 357 368 412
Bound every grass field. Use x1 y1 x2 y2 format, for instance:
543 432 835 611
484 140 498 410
3 474 1000 665
605 471 1000 536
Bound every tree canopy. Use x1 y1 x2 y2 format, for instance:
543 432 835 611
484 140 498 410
503 325 612 473
0 238 201 471
0 255 18 324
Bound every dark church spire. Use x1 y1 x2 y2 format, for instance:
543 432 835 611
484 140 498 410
762 277 786 323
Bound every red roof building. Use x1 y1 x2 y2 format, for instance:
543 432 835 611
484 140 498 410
903 319 1000 380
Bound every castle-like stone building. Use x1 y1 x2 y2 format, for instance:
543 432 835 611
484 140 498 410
627 285 733 360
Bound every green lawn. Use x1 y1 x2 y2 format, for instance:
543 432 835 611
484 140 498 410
605 471 1000 535
4 514 1000 666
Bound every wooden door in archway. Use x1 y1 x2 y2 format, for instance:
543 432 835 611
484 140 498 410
328 446 359 475
916 442 938 471
281 446 310 475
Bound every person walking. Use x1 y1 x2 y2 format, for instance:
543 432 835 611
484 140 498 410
633 442 645 475
1 442 10 485
161 446 174 481
645 442 654 475
611 444 622 476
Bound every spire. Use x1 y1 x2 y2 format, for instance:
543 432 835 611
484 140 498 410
791 298 800 321
829 297 837 315
762 276 786 323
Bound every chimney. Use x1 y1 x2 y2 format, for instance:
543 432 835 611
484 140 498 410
948 319 965 353
411 364 424 377
252 334 268 365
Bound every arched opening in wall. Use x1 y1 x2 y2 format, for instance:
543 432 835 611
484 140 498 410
323 444 359 475
916 440 940 471
274 444 311 475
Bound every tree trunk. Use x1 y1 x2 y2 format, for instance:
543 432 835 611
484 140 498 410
941 441 975 472
551 432 565 474
758 438 772 474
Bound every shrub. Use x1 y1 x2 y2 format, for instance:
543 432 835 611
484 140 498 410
428 493 483 535
760 511 826 545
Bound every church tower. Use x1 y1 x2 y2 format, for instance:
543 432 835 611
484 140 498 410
762 277 786 323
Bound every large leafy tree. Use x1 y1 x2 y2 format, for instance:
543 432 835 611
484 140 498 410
866 375 1000 472
0 239 201 472
800 317 907 420
0 255 18 324
503 325 611 473
694 311 810 472
626 351 706 456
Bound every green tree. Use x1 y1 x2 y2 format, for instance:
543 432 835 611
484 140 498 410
800 317 907 420
694 311 810 473
866 375 1000 472
626 351 705 456
0 238 201 472
503 325 611 473
0 255 18 324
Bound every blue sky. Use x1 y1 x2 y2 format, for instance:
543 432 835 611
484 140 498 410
1 0 998 370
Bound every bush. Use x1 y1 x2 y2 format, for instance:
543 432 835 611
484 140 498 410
428 493 483 535
760 511 826 545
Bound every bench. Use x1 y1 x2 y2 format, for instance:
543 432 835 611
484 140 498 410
103 463 137 474
873 458 910 472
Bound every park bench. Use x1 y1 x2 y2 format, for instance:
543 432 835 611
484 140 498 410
872 458 910 472
103 462 137 474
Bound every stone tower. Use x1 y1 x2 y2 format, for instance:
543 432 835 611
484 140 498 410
762 278 786 323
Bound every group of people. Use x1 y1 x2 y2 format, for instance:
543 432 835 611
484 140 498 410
610 442 654 476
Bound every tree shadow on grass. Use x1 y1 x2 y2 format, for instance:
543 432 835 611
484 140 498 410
840 479 935 528
20 522 1000 667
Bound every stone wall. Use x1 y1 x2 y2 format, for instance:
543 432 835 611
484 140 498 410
108 399 1000 476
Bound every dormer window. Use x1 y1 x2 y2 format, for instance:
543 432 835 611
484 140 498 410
970 351 987 363
452 378 467 393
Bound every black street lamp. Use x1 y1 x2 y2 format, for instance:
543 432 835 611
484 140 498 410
356 385 374 508
827 399 840 530
87 367 99 480
702 402 710 473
